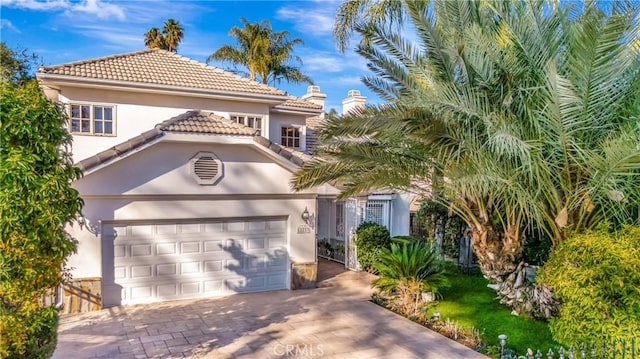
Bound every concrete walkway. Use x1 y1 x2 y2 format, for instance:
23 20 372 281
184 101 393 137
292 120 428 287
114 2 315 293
53 260 487 358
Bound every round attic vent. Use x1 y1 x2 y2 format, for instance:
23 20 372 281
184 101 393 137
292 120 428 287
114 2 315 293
191 152 223 185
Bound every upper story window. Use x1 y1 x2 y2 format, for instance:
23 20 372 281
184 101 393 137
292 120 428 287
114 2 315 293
281 126 300 148
230 114 262 131
69 104 115 136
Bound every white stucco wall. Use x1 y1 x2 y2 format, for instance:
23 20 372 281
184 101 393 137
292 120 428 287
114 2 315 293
268 113 307 151
54 86 296 162
68 140 323 279
390 193 413 237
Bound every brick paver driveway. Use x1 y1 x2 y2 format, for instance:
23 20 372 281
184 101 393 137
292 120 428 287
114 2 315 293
53 261 487 358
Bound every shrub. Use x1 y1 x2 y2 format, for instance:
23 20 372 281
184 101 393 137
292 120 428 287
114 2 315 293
355 222 391 271
373 241 449 316
539 226 640 345
0 81 82 357
1 306 59 359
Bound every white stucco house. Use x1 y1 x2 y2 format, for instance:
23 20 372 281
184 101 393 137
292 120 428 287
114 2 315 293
36 49 411 311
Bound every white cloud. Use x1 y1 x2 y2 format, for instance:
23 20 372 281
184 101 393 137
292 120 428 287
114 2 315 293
69 0 125 20
2 0 69 11
3 0 125 20
304 55 347 73
276 4 336 36
69 24 142 48
0 19 20 33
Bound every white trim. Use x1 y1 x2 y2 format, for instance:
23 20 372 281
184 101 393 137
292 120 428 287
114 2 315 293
37 74 288 104
270 107 322 115
162 133 254 144
367 194 396 201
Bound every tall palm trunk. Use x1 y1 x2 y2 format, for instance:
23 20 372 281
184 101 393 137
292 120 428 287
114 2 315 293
471 225 558 319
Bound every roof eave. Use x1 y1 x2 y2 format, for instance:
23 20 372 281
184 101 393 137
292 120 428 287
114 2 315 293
270 106 323 116
36 73 289 104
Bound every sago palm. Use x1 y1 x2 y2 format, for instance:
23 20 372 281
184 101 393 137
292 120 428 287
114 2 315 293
373 241 449 317
293 0 640 318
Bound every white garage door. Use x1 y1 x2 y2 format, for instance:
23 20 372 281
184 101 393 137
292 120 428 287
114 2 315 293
101 218 288 306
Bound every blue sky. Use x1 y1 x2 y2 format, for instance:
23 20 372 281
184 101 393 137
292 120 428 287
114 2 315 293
1 0 380 112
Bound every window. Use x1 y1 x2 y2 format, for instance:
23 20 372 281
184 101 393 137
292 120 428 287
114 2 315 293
69 104 114 135
364 199 391 229
230 114 262 130
281 126 300 148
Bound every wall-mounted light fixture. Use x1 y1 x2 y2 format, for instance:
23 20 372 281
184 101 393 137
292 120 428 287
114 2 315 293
301 207 311 225
77 215 99 235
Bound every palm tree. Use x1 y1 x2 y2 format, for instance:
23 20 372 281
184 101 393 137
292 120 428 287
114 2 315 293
144 27 165 50
293 0 640 318
144 19 184 53
208 18 313 86
333 0 403 52
162 18 184 53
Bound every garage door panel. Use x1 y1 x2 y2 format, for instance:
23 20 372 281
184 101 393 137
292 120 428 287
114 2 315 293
157 243 177 255
204 280 223 293
203 240 223 252
130 244 152 257
105 218 289 306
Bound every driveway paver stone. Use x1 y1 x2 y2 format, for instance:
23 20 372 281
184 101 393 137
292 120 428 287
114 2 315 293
53 260 488 358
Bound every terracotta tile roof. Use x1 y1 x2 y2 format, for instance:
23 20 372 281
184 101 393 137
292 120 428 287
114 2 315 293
157 111 257 135
253 136 313 167
38 49 285 97
275 96 323 110
305 115 325 129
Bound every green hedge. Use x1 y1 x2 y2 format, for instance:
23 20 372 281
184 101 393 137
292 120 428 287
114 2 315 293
539 226 640 345
355 222 391 271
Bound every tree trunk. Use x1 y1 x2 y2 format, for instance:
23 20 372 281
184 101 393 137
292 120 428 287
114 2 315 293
471 226 558 319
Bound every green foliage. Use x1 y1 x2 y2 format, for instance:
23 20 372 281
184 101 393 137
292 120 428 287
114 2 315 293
144 18 184 53
0 42 40 86
354 222 391 271
391 235 414 244
522 232 553 266
2 306 59 359
294 0 640 316
436 267 558 356
0 81 83 357
208 17 313 86
414 199 466 258
539 226 640 345
373 241 448 316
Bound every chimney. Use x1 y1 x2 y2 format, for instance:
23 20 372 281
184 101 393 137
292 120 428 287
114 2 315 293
301 85 327 119
342 90 366 115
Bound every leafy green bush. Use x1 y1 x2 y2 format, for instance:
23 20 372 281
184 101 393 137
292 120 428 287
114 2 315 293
2 306 59 359
373 241 449 316
1 80 82 357
539 226 640 345
355 222 391 271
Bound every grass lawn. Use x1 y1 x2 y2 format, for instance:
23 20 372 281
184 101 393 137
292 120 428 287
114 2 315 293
432 265 559 356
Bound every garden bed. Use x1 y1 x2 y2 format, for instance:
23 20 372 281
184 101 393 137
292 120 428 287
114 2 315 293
371 264 559 357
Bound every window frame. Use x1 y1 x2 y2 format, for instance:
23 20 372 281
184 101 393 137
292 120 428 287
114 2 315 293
280 126 302 149
68 103 116 136
230 113 263 132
